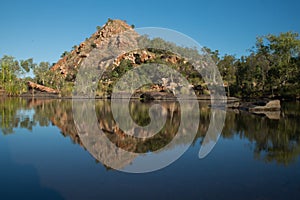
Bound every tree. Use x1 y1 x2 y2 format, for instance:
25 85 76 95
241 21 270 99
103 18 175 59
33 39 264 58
60 51 69 58
33 62 67 92
34 62 51 85
0 55 32 95
228 31 300 98
254 31 300 97
202 47 221 84
218 55 236 96
20 58 35 73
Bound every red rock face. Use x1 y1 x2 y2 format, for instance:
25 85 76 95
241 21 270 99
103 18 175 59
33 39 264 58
50 19 134 77
113 50 156 66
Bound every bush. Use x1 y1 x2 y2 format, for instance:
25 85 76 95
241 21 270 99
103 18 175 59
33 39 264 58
91 43 97 48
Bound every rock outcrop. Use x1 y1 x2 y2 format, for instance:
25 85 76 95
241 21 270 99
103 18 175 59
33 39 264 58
249 100 281 111
27 81 59 94
50 19 134 79
140 91 176 100
30 19 208 97
240 100 281 112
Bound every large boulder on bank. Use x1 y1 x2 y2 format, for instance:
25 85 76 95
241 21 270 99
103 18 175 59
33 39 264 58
240 100 281 112
27 81 59 94
249 100 281 112
226 101 240 108
140 91 176 100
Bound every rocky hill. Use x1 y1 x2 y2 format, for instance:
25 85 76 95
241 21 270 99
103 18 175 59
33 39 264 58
29 18 208 97
51 19 134 80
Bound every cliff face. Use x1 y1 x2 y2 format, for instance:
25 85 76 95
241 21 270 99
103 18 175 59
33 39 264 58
50 19 134 80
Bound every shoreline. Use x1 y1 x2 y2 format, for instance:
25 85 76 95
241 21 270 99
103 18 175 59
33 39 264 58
1 93 299 102
1 89 299 102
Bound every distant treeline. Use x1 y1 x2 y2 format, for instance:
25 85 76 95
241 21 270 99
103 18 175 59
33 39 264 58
210 31 300 99
0 31 299 99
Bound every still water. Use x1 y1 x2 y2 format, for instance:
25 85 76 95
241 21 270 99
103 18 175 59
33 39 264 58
0 98 299 200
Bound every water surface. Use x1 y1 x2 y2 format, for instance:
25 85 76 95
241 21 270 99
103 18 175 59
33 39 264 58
0 98 299 200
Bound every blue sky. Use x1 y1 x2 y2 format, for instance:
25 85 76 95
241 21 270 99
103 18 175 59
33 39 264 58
0 0 299 63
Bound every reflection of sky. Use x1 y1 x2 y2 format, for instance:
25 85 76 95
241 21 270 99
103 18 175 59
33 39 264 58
16 108 35 121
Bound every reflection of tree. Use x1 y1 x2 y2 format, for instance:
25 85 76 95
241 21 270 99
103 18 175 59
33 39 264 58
0 98 35 134
1 98 300 166
223 102 300 165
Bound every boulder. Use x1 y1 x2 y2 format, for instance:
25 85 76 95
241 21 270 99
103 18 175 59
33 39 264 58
27 81 59 94
248 100 281 112
226 101 240 108
140 91 176 100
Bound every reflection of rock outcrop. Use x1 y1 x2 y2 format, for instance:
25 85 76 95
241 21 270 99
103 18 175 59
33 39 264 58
31 98 207 170
96 100 181 153
72 99 205 171
73 100 137 170
34 100 300 166
1 98 299 167
252 111 281 119
27 98 55 108
53 100 300 166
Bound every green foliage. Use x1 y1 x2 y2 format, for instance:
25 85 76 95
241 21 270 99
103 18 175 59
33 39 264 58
34 61 51 86
20 58 35 73
217 54 236 96
137 35 201 60
215 31 300 99
0 55 34 96
33 61 69 95
60 51 70 58
60 82 74 97
90 43 97 48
